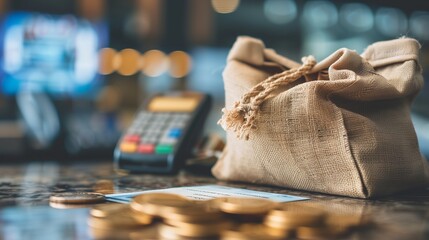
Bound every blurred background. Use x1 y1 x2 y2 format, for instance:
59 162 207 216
0 0 427 160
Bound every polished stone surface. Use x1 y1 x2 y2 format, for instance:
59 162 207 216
0 161 428 240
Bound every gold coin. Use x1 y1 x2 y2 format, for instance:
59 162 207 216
264 215 296 229
91 223 159 240
90 203 153 225
128 224 160 240
264 202 325 229
90 203 126 218
221 223 292 240
162 205 224 223
157 225 184 240
49 192 105 204
215 197 277 215
158 224 205 240
89 226 133 240
131 193 193 217
264 213 323 229
240 223 293 238
88 216 139 229
204 198 224 211
132 211 153 225
160 221 232 238
88 205 152 229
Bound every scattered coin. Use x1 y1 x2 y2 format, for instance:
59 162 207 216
158 224 201 240
162 205 225 223
49 192 105 204
159 221 231 238
89 203 153 225
130 192 193 217
89 226 132 240
90 203 126 218
214 197 277 215
264 202 325 229
88 216 141 229
132 212 153 225
128 224 160 240
88 205 152 229
221 223 292 240
89 223 159 240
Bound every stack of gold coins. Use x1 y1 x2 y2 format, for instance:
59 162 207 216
88 203 152 229
131 193 230 239
88 203 156 239
87 193 372 240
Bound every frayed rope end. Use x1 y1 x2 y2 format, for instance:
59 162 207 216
218 103 253 140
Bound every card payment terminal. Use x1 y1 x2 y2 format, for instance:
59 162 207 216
114 92 212 173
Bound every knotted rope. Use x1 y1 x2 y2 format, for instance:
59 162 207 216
218 56 317 140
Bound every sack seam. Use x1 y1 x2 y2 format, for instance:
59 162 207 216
368 54 419 69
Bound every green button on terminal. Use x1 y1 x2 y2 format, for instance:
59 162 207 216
155 144 174 154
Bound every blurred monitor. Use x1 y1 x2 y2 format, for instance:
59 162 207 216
0 11 107 97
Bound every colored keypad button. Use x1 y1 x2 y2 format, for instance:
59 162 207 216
123 134 140 142
119 111 192 155
168 128 182 138
120 142 138 153
155 144 174 154
138 144 155 154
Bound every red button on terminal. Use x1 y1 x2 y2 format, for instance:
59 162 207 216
123 134 140 142
138 144 155 154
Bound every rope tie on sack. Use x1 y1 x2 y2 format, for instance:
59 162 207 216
218 56 317 140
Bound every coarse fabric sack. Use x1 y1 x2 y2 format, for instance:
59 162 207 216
212 36 429 198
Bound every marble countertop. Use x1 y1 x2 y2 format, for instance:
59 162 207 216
0 161 428 240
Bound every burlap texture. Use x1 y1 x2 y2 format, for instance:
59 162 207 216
212 36 429 198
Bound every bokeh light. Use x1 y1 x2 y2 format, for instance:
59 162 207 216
339 3 373 32
142 50 169 77
410 11 429 41
169 51 192 78
375 8 407 37
117 48 141 76
303 1 338 28
211 0 240 14
98 48 118 75
264 0 297 25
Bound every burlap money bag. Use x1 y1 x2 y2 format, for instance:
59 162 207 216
212 36 429 198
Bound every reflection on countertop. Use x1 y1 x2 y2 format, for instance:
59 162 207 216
0 161 428 240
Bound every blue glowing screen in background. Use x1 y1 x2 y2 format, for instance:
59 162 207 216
0 12 107 96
